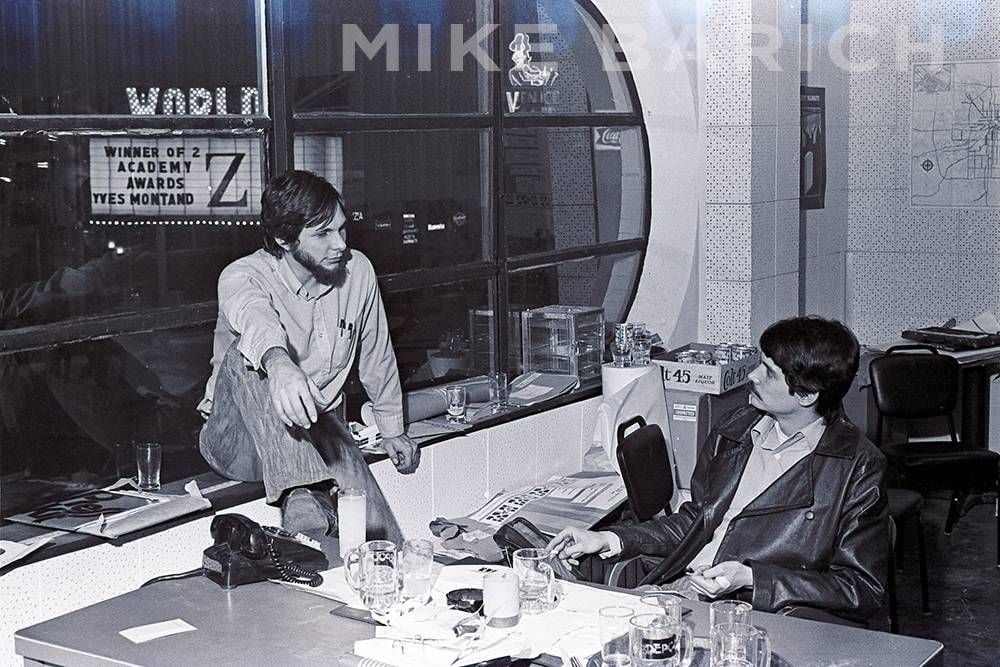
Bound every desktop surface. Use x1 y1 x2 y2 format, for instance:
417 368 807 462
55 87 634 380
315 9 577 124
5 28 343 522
16 571 943 667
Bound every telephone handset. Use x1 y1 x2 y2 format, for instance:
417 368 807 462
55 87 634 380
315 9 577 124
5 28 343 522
203 513 329 589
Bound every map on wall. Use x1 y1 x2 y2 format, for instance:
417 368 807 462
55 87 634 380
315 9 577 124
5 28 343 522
911 60 1000 207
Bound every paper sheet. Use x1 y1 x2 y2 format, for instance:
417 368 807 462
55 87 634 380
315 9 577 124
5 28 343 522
0 537 53 570
119 619 196 643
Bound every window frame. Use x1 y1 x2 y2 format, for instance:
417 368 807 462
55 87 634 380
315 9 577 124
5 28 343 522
0 0 651 406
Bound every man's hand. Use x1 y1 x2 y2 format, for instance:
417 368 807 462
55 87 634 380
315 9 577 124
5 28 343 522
688 561 753 598
382 434 420 474
263 348 323 429
547 527 611 566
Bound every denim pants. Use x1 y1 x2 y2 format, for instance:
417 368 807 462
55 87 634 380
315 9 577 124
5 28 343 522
199 342 403 543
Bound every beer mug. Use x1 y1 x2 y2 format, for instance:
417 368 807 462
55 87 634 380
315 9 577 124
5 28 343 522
511 548 556 614
344 540 399 614
629 613 693 667
710 622 771 667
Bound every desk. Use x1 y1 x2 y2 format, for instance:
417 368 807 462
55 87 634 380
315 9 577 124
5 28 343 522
16 575 943 667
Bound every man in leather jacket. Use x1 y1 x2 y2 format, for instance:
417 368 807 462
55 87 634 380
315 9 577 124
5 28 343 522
549 316 889 623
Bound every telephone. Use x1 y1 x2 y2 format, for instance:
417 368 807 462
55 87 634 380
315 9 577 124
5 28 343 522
202 514 328 589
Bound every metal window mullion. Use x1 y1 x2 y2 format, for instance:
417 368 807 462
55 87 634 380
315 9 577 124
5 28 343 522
0 116 271 132
492 0 509 375
500 112 642 129
506 238 648 272
376 261 498 294
265 0 292 173
292 114 493 133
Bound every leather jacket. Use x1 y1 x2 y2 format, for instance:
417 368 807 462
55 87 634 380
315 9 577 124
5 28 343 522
607 405 889 622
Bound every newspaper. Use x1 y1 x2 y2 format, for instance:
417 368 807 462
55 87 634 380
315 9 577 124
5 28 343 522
467 473 625 536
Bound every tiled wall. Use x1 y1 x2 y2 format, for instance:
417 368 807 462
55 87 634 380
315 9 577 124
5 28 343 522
703 0 803 344
846 0 1000 344
0 397 600 666
801 0 851 320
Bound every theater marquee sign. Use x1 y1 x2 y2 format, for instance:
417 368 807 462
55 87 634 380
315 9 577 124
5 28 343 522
89 137 262 220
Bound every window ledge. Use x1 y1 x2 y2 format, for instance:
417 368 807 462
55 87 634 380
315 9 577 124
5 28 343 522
0 384 602 572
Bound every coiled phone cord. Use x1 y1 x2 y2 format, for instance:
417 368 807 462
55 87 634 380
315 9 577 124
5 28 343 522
266 538 323 587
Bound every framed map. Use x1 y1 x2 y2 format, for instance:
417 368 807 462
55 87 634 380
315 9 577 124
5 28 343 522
911 60 1000 207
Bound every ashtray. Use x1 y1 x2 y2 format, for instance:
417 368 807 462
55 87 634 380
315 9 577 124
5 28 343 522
445 587 483 613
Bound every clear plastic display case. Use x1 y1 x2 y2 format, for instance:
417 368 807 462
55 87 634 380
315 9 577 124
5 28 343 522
520 305 605 381
468 308 523 374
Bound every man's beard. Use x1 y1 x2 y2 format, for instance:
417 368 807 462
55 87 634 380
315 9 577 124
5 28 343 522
292 246 350 287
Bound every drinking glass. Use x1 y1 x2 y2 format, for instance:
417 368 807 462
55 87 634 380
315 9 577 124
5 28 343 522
599 605 635 667
629 613 693 667
337 488 367 559
400 538 434 603
710 623 771 667
612 341 632 368
445 385 467 423
709 600 752 637
511 548 555 614
135 442 161 491
488 371 510 414
344 540 399 614
639 591 684 624
632 333 652 366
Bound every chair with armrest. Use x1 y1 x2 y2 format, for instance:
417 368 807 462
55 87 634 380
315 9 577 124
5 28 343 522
605 416 674 588
868 344 1000 565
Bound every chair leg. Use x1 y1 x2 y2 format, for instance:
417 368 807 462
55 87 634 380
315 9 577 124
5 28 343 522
945 490 965 535
916 513 930 614
887 545 899 634
895 522 906 570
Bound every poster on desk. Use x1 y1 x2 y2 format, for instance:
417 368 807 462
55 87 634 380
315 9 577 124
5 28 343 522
6 486 210 538
88 137 263 220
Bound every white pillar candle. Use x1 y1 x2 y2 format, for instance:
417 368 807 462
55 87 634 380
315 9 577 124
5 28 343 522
338 488 367 559
484 571 521 628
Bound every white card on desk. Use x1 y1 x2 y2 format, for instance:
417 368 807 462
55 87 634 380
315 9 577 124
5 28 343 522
119 619 196 644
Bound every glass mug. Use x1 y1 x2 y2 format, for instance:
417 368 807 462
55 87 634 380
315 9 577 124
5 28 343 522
344 540 399 614
639 591 685 624
511 548 555 614
710 622 771 667
629 613 693 667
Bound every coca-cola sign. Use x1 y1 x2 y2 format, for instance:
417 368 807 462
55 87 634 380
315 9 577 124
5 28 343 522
594 127 622 150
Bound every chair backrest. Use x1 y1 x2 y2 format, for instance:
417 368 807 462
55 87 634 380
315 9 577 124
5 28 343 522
869 345 959 420
615 416 673 522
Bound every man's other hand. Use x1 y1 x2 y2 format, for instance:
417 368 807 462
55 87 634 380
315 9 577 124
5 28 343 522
263 348 321 429
382 434 420 474
547 527 610 566
688 561 753 598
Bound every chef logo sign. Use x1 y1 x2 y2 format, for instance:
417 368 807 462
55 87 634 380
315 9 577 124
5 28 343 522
89 138 262 218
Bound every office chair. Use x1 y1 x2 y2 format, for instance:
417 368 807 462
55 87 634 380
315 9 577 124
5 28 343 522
869 344 1000 565
886 489 930 633
605 416 674 587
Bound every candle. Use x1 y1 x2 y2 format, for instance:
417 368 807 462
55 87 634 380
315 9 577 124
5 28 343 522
338 488 366 559
484 571 521 628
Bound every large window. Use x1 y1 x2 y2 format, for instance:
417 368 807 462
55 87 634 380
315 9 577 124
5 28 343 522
0 0 648 517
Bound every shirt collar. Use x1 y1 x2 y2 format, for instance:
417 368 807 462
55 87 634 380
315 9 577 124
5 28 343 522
273 253 333 301
751 414 826 454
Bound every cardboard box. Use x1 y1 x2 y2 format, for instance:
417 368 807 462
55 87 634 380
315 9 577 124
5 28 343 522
653 343 760 395
665 385 750 490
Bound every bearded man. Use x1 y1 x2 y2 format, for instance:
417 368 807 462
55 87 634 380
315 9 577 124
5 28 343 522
199 170 418 541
